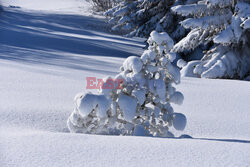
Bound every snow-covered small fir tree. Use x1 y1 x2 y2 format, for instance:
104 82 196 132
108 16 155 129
172 0 250 79
67 31 186 137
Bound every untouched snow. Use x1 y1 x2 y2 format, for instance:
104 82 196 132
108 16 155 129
0 0 91 15
1 1 250 167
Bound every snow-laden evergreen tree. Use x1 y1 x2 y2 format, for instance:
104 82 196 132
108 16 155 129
91 0 119 11
172 0 250 79
67 31 186 137
104 0 199 40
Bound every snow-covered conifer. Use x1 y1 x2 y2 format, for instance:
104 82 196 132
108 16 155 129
91 0 119 11
172 0 250 79
67 31 186 137
105 0 196 40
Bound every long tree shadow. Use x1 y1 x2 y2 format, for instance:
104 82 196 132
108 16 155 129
177 135 250 144
0 7 144 73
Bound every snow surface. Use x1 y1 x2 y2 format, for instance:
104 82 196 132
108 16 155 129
0 0 91 15
1 0 250 166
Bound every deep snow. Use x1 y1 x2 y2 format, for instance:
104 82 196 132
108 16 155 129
0 0 250 167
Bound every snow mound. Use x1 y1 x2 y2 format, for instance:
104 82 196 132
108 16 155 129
173 113 187 131
78 93 110 118
180 60 201 78
177 59 187 68
117 94 137 122
122 56 143 74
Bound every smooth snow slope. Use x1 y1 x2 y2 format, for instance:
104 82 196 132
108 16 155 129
0 0 91 14
0 1 250 167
